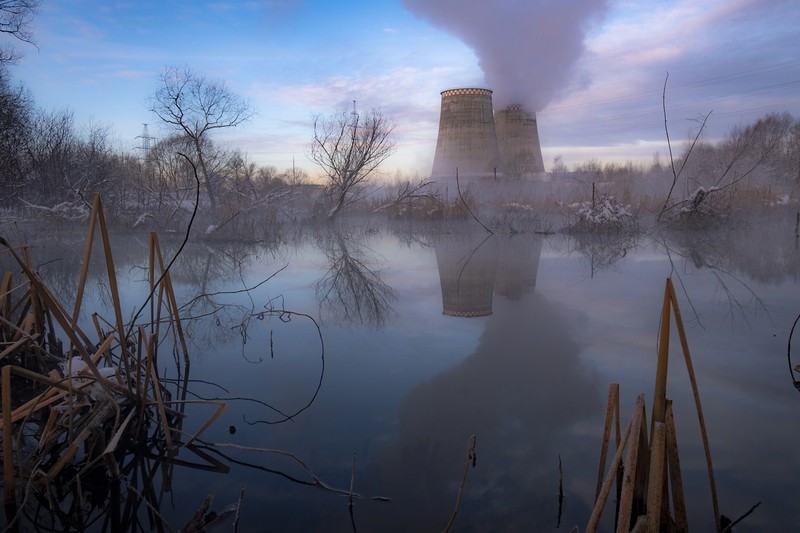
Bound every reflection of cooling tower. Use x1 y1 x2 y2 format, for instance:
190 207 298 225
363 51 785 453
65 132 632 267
494 105 546 177
430 88 502 184
435 235 499 317
495 235 543 299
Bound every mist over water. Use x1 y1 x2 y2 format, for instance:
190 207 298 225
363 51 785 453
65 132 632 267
402 0 610 110
5 214 800 531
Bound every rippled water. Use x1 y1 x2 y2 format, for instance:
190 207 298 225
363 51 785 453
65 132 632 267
14 216 800 531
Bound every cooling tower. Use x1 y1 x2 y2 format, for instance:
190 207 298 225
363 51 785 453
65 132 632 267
494 105 546 177
430 88 503 185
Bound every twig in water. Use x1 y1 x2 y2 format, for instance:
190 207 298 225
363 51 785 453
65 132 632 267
127 483 176 533
721 501 761 532
200 442 371 498
557 454 564 528
241 309 325 425
788 312 800 390
443 434 477 533
349 453 358 533
233 485 245 533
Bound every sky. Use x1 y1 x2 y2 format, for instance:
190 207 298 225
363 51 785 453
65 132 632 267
5 0 800 180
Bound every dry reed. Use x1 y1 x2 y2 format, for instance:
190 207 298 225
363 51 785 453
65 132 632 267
588 278 721 532
0 194 228 530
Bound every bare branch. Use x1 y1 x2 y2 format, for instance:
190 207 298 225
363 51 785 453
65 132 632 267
659 73 712 219
149 66 254 212
309 108 396 219
0 0 40 63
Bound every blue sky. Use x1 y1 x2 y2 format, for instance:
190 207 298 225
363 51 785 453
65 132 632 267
6 0 800 179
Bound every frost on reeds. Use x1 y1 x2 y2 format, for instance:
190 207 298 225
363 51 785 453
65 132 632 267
0 195 228 531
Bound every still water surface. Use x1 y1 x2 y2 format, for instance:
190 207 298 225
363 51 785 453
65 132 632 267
29 220 800 531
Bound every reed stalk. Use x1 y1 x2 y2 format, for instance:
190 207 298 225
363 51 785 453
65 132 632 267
2 365 15 506
666 278 720 531
586 394 638 533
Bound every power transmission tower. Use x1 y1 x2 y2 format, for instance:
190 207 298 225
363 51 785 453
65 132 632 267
136 123 156 157
351 100 358 138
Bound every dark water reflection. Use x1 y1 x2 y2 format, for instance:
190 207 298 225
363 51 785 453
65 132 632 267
363 288 601 531
4 216 799 531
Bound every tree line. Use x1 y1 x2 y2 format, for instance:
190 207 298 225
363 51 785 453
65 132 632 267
1 2 398 227
2 1 798 230
0 61 400 227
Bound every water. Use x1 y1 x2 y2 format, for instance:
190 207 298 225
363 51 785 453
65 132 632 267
12 217 800 531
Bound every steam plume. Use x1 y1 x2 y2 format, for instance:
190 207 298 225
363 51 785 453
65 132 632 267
402 0 609 110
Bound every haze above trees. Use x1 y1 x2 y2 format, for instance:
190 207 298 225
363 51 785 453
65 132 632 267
1 0 798 233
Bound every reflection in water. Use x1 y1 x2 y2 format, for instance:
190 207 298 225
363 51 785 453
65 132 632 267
662 214 800 285
365 290 602 531
435 233 498 317
0 227 332 531
495 234 543 299
658 219 800 330
435 233 543 316
365 234 600 531
567 230 640 278
7 220 800 530
314 229 396 327
173 242 279 348
0 229 235 531
790 313 800 390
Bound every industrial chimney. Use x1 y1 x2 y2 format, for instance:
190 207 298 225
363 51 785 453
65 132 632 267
430 88 503 188
494 104 545 177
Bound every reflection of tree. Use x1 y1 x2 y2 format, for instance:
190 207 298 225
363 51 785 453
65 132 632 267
314 228 395 327
1 224 339 529
177 250 249 345
10 231 152 316
170 239 290 349
363 290 602 531
567 230 641 278
659 216 800 318
659 228 773 327
662 213 800 285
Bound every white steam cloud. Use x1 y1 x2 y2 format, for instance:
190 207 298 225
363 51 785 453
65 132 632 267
402 0 610 110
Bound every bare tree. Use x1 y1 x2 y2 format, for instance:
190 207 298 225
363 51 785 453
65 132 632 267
776 118 800 186
373 177 438 217
0 0 40 63
0 65 31 202
24 108 76 202
149 66 253 213
309 107 396 220
141 135 197 218
659 112 796 227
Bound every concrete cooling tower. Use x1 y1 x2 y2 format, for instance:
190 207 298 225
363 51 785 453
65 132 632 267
494 105 545 177
430 88 503 184
429 89 546 186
